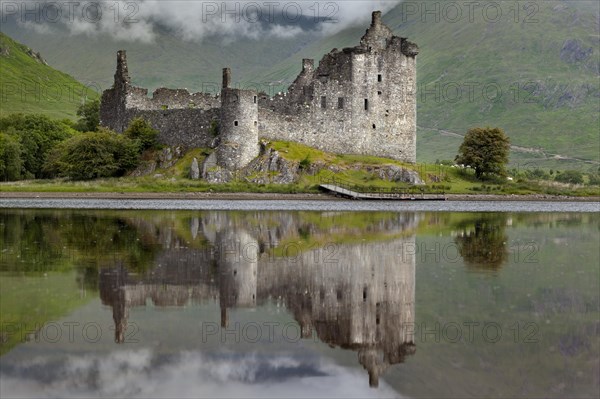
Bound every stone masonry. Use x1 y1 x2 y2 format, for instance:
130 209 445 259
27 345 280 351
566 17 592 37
100 11 418 171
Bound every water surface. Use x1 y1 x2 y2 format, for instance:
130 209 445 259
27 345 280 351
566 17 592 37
0 208 598 398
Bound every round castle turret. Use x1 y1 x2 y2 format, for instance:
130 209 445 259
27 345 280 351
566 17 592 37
217 68 259 170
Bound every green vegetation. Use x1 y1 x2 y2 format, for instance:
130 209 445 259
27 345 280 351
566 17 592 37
0 115 160 181
1 137 598 196
554 170 584 185
75 98 100 132
0 133 21 181
0 114 77 180
46 130 140 180
0 32 98 120
123 117 159 151
455 127 510 179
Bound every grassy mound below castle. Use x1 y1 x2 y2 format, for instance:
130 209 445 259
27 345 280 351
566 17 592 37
2 140 599 197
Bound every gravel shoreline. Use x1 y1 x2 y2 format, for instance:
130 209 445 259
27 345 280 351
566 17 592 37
1 191 598 202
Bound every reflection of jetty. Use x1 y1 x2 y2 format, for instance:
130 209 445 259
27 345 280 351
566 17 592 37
100 213 417 388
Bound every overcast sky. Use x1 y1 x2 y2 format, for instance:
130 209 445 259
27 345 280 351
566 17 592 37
1 1 402 42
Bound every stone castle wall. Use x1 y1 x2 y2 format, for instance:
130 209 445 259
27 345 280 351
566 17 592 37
99 12 418 169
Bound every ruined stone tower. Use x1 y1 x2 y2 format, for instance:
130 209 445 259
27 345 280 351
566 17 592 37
100 11 418 168
217 68 260 170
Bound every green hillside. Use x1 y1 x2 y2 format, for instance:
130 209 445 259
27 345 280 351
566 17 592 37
1 1 598 170
0 33 98 119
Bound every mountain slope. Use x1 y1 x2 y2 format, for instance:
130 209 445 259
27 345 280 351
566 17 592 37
0 33 98 119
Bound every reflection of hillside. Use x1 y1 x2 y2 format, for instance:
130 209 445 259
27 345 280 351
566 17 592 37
99 212 418 388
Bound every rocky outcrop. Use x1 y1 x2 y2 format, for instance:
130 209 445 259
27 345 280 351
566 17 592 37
25 48 47 65
127 146 184 177
560 39 593 64
189 158 200 179
359 164 425 185
203 148 300 184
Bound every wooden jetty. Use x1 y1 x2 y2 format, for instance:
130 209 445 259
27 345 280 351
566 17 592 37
319 178 446 201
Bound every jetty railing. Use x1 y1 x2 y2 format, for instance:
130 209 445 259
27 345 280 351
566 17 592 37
319 175 446 200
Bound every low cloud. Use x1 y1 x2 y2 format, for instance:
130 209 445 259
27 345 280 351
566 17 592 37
1 1 402 43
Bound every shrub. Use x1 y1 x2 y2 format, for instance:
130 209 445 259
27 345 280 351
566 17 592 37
299 155 311 170
48 131 139 180
124 118 159 151
587 173 600 186
209 120 220 137
554 170 583 185
526 168 550 181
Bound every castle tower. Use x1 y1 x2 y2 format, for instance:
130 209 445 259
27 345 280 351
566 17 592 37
217 68 260 170
114 50 131 89
350 11 419 163
100 50 131 133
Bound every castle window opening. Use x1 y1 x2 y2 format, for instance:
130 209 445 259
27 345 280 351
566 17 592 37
363 288 368 302
234 121 239 127
253 96 257 104
378 91 382 96
364 99 369 111
338 97 344 109
254 121 257 127
373 124 376 129
321 96 327 109
378 74 382 82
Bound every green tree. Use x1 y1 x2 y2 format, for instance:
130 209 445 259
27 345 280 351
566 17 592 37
75 99 100 132
0 133 22 181
0 114 75 179
455 127 510 179
124 118 159 151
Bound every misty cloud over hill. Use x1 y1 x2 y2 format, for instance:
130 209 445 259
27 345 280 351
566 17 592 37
1 0 402 42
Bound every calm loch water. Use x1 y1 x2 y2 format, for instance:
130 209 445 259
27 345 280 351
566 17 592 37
0 207 598 398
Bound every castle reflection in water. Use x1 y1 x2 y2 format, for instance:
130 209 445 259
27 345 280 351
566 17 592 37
100 212 417 388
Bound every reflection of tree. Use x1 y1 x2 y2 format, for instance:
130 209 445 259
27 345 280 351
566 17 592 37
454 214 508 271
0 211 66 272
0 210 160 288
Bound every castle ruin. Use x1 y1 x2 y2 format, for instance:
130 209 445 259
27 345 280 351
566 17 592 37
100 11 419 170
